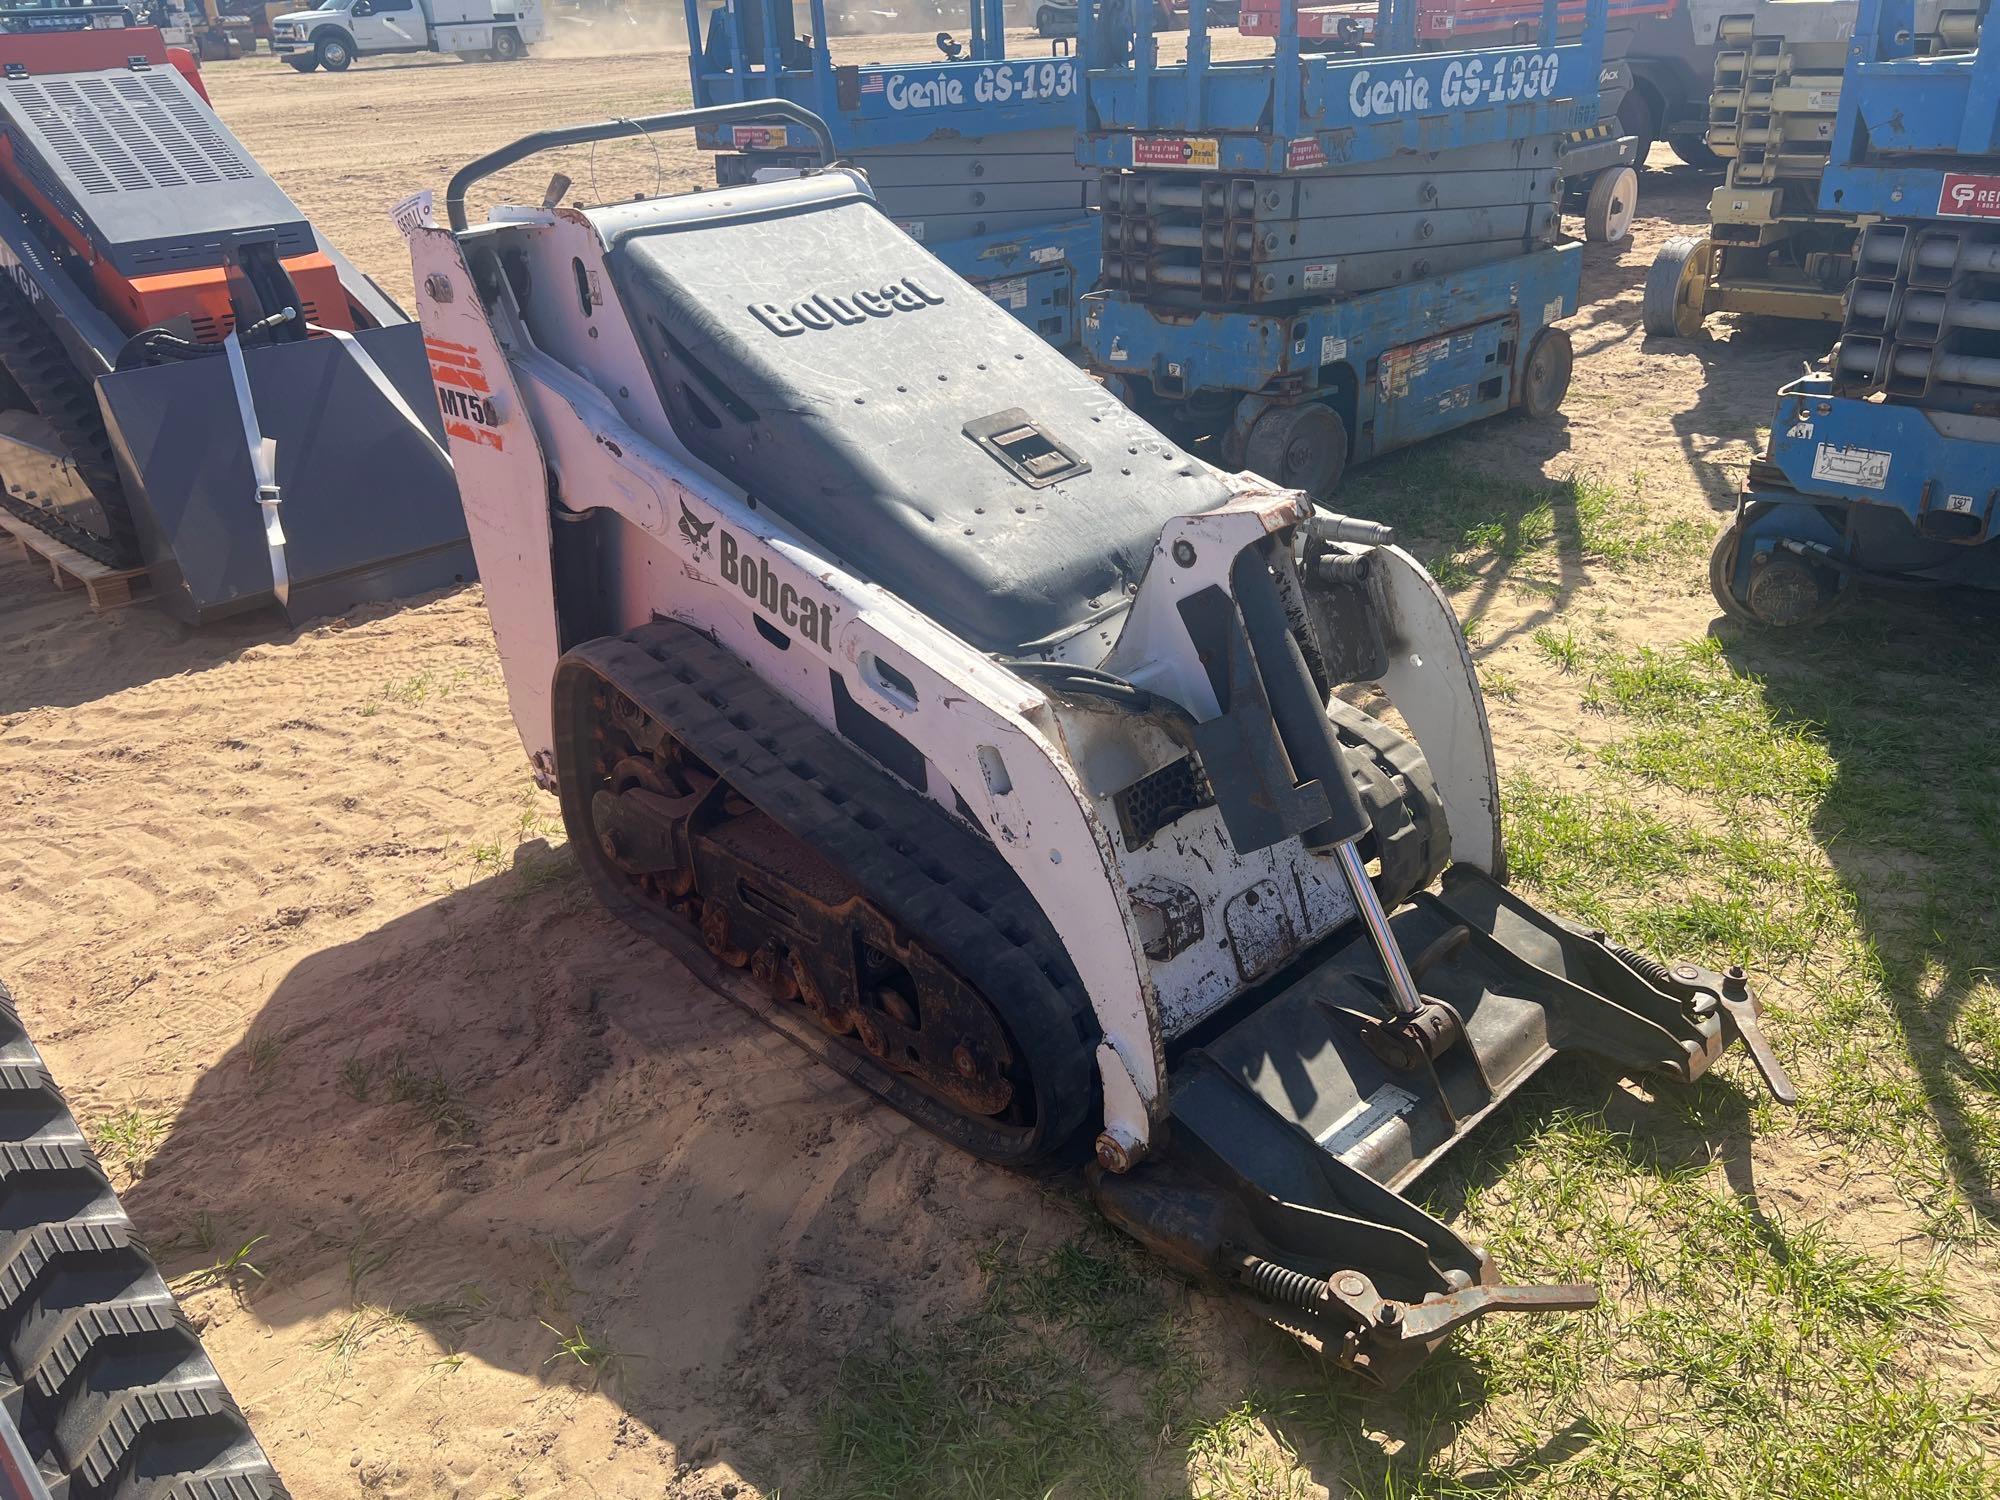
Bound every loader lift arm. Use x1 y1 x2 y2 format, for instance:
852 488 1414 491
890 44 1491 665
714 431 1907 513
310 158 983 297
1097 516 1793 1386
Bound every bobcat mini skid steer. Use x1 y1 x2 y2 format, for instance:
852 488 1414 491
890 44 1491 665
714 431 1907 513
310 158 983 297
410 101 1794 1385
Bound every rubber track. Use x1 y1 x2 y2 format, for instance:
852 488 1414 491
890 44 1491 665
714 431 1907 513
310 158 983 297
564 622 1099 1162
0 278 138 569
0 978 290 1499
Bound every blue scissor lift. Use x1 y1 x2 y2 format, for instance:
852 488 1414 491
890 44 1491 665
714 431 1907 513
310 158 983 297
1713 0 1997 626
1075 0 1611 494
684 0 1099 345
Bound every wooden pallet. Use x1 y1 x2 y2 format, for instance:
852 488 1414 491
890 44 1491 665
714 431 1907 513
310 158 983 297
0 512 148 613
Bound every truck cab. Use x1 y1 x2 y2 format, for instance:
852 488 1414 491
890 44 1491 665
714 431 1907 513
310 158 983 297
271 0 542 70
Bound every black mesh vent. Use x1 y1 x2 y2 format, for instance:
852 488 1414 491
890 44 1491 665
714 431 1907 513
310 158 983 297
43 79 149 191
1111 755 1213 851
76 76 181 186
11 85 114 195
7 71 255 199
113 74 218 184
141 71 251 180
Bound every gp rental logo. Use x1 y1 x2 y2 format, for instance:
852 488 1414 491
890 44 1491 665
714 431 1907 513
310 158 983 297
749 276 945 336
1938 173 2000 219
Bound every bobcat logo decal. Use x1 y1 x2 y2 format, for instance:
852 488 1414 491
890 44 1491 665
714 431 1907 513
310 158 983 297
678 499 715 558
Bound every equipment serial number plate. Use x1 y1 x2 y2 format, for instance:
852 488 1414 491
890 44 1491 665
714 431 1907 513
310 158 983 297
1810 442 1891 490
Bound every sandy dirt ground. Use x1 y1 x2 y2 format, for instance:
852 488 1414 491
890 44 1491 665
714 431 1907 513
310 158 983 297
0 32 1895 1500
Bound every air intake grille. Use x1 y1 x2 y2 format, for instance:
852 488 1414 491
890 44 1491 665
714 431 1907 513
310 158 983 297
10 85 114 195
8 70 252 196
139 72 251 180
1112 755 1214 851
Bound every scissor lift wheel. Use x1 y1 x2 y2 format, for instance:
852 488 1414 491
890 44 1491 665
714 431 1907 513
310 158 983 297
1583 166 1639 243
1644 234 1715 337
1518 327 1573 420
1709 516 1846 628
1244 400 1348 500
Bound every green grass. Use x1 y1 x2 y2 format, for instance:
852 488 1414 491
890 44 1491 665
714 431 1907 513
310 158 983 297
1339 449 1707 591
338 1053 373 1102
91 1105 172 1178
541 1320 622 1385
813 1233 1195 1500
1531 626 1587 673
242 1025 288 1091
383 1054 474 1140
174 1232 269 1297
313 1289 491 1381
358 667 471 717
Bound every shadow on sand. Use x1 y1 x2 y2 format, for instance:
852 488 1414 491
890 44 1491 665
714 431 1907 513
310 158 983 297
119 808 1773 1494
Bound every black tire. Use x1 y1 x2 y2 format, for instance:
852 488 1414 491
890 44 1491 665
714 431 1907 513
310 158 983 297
491 26 523 58
1518 327 1573 419
314 29 353 69
1035 4 1058 32
1583 165 1639 244
1709 518 1844 628
1243 400 1347 499
1643 234 1713 338
1616 87 1656 172
1709 520 1759 625
0 978 292 1497
1667 132 1722 171
285 53 317 70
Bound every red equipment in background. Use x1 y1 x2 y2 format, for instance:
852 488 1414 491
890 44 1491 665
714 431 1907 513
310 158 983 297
1237 0 1674 44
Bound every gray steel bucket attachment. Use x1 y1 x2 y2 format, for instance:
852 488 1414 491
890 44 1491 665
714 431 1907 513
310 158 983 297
1091 865 1794 1388
96 321 472 625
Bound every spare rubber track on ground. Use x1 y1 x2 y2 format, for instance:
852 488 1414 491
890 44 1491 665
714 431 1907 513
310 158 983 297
0 977 290 1498
555 621 1102 1165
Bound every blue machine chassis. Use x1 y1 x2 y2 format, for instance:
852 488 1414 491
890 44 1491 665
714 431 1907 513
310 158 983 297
1719 374 2000 623
1086 241 1580 473
1713 0 2000 625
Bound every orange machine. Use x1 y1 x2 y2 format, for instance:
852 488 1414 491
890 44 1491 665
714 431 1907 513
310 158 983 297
0 2 470 627
0 24 359 342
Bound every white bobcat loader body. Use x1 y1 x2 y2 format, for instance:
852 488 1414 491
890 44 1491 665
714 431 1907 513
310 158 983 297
409 102 1792 1385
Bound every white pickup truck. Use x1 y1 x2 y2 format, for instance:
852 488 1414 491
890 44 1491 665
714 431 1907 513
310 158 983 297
270 0 543 70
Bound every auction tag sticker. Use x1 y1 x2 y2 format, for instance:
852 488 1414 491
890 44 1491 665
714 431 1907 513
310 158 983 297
1811 442 1890 490
391 188 434 237
1132 136 1219 170
1938 173 2000 219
